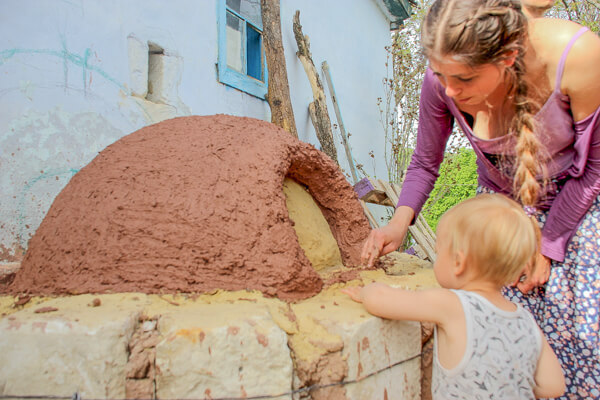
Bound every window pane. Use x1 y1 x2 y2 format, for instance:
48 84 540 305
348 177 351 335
226 0 241 14
227 0 261 27
246 24 262 81
226 11 244 73
240 0 261 28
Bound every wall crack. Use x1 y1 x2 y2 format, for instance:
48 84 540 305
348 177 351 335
125 314 160 399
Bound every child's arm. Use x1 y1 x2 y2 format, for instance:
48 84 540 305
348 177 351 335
342 282 462 326
533 333 565 398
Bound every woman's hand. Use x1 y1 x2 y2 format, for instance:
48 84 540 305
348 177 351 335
513 253 551 294
361 206 414 267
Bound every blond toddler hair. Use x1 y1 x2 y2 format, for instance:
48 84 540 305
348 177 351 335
439 193 539 286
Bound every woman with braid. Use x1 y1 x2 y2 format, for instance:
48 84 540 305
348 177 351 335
362 0 600 398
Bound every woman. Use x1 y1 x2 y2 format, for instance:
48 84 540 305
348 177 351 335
362 0 600 398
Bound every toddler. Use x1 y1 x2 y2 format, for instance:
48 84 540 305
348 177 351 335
344 194 565 399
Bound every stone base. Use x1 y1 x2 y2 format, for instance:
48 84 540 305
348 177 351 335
0 253 436 400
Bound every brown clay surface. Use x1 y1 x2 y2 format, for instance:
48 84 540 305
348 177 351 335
3 115 370 301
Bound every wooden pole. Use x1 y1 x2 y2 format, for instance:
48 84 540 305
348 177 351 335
322 61 359 184
292 10 338 164
261 0 298 137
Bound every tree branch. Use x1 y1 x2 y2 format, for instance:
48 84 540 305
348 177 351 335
584 0 600 11
292 10 338 163
261 0 298 137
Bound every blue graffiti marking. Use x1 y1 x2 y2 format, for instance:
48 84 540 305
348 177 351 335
83 47 91 92
0 47 129 94
16 168 80 248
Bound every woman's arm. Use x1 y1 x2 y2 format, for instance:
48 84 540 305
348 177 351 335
396 68 455 217
361 69 454 267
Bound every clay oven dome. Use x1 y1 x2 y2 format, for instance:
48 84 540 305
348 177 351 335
6 115 371 301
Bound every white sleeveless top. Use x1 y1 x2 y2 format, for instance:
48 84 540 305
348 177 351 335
431 290 542 399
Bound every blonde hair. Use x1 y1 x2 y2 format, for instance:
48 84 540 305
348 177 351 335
439 194 539 285
422 0 543 206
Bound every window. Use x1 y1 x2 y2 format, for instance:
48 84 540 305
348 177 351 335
146 42 165 102
217 0 267 99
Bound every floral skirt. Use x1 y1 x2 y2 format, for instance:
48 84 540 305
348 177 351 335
478 187 599 399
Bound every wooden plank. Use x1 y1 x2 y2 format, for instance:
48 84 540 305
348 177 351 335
390 182 402 198
412 244 427 260
353 177 394 207
353 178 383 227
322 61 359 184
415 216 437 255
414 217 436 262
378 179 399 205
379 179 436 262
353 176 437 262
409 227 434 259
422 214 437 240
390 181 436 261
354 177 375 198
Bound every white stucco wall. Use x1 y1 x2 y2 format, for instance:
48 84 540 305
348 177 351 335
0 0 395 260
279 1 393 181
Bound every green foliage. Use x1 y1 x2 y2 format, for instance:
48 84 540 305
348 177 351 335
422 148 478 230
549 1 600 33
378 7 428 184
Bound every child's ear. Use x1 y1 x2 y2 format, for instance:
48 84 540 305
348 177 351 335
454 250 468 277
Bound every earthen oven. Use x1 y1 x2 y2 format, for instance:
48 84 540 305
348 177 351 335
3 115 371 301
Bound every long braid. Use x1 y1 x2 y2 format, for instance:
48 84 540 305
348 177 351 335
511 56 542 206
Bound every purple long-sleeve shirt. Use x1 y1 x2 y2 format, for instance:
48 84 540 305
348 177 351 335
398 28 600 261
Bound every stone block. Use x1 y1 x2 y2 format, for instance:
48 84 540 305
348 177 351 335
343 356 421 399
0 294 145 398
325 314 421 383
155 301 293 399
333 300 422 400
288 289 422 400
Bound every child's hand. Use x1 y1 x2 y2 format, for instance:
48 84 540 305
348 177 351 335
341 286 364 303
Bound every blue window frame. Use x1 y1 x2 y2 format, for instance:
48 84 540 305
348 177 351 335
217 0 268 99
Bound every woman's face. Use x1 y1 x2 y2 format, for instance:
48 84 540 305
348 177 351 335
429 56 509 107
